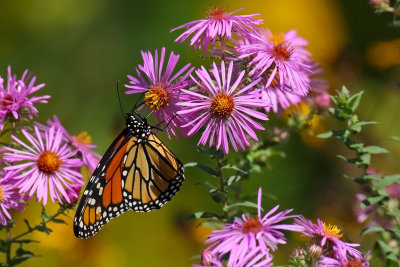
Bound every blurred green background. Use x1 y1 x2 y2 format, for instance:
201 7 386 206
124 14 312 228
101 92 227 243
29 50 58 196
1 0 400 266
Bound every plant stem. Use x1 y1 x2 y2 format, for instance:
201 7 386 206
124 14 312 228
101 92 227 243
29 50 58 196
215 152 227 212
10 207 66 242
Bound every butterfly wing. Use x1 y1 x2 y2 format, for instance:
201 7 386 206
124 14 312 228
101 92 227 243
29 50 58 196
121 133 184 211
73 128 132 239
74 130 185 239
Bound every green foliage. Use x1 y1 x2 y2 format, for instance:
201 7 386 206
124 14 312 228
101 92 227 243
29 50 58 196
319 86 400 264
0 204 76 266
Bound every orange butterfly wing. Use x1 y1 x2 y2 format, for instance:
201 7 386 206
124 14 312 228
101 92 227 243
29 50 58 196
74 116 184 239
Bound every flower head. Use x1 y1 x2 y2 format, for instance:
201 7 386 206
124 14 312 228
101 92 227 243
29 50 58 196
205 188 301 266
42 115 100 173
125 47 194 137
178 61 268 154
0 66 50 129
294 217 363 261
237 31 312 96
172 7 262 53
0 175 28 226
318 252 370 267
4 126 84 205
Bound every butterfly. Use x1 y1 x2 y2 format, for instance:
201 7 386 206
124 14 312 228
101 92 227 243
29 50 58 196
73 112 184 239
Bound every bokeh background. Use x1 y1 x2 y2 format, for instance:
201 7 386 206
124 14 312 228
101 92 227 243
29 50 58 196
1 0 400 266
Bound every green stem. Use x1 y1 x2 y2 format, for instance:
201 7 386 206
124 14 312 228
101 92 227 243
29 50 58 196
215 152 227 212
6 226 12 264
10 207 67 242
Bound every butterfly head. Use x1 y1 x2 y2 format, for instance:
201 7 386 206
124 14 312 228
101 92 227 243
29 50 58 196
125 114 152 140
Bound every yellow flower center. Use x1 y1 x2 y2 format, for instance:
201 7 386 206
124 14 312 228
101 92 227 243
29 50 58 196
271 42 293 61
206 7 229 20
242 217 263 234
0 186 3 201
267 33 285 45
37 151 62 174
73 131 92 145
323 223 343 239
267 69 280 88
210 94 234 118
144 86 169 111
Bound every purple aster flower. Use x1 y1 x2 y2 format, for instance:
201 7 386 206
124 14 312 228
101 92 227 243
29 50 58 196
260 75 303 113
205 188 301 266
3 125 84 205
178 61 268 154
0 66 50 129
172 7 262 53
294 217 363 262
0 174 28 226
237 32 311 96
125 47 194 137
41 115 101 173
318 251 370 267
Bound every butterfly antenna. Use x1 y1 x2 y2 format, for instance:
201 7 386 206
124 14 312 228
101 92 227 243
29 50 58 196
130 93 145 114
116 81 125 117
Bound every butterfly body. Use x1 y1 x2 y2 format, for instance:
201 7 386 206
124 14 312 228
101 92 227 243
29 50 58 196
74 114 184 239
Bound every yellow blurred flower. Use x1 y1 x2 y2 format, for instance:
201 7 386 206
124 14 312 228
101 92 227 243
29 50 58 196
367 39 400 68
283 102 327 147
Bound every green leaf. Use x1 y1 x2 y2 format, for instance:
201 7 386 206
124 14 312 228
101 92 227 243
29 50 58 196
224 201 259 212
361 226 386 236
362 146 389 154
363 195 386 206
317 131 333 139
336 155 348 162
349 91 364 112
10 248 35 265
41 207 50 221
377 240 397 254
220 164 244 172
372 174 400 190
388 206 400 218
390 136 400 142
186 212 223 220
36 223 52 235
226 171 250 186
51 218 67 224
359 153 371 166
184 162 218 176
391 228 400 238
209 189 223 203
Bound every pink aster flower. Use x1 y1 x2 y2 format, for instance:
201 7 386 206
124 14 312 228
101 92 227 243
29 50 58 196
178 61 268 154
237 32 311 96
0 66 50 129
40 115 101 173
205 188 301 266
260 75 303 113
318 251 370 267
172 7 262 53
125 47 194 137
0 175 28 226
3 126 84 205
294 217 363 262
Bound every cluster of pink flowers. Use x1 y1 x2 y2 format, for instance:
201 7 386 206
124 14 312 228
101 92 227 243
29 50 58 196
0 67 100 226
194 188 368 267
125 7 329 154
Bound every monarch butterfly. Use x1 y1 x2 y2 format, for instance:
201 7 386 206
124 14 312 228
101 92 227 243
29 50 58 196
73 112 184 239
